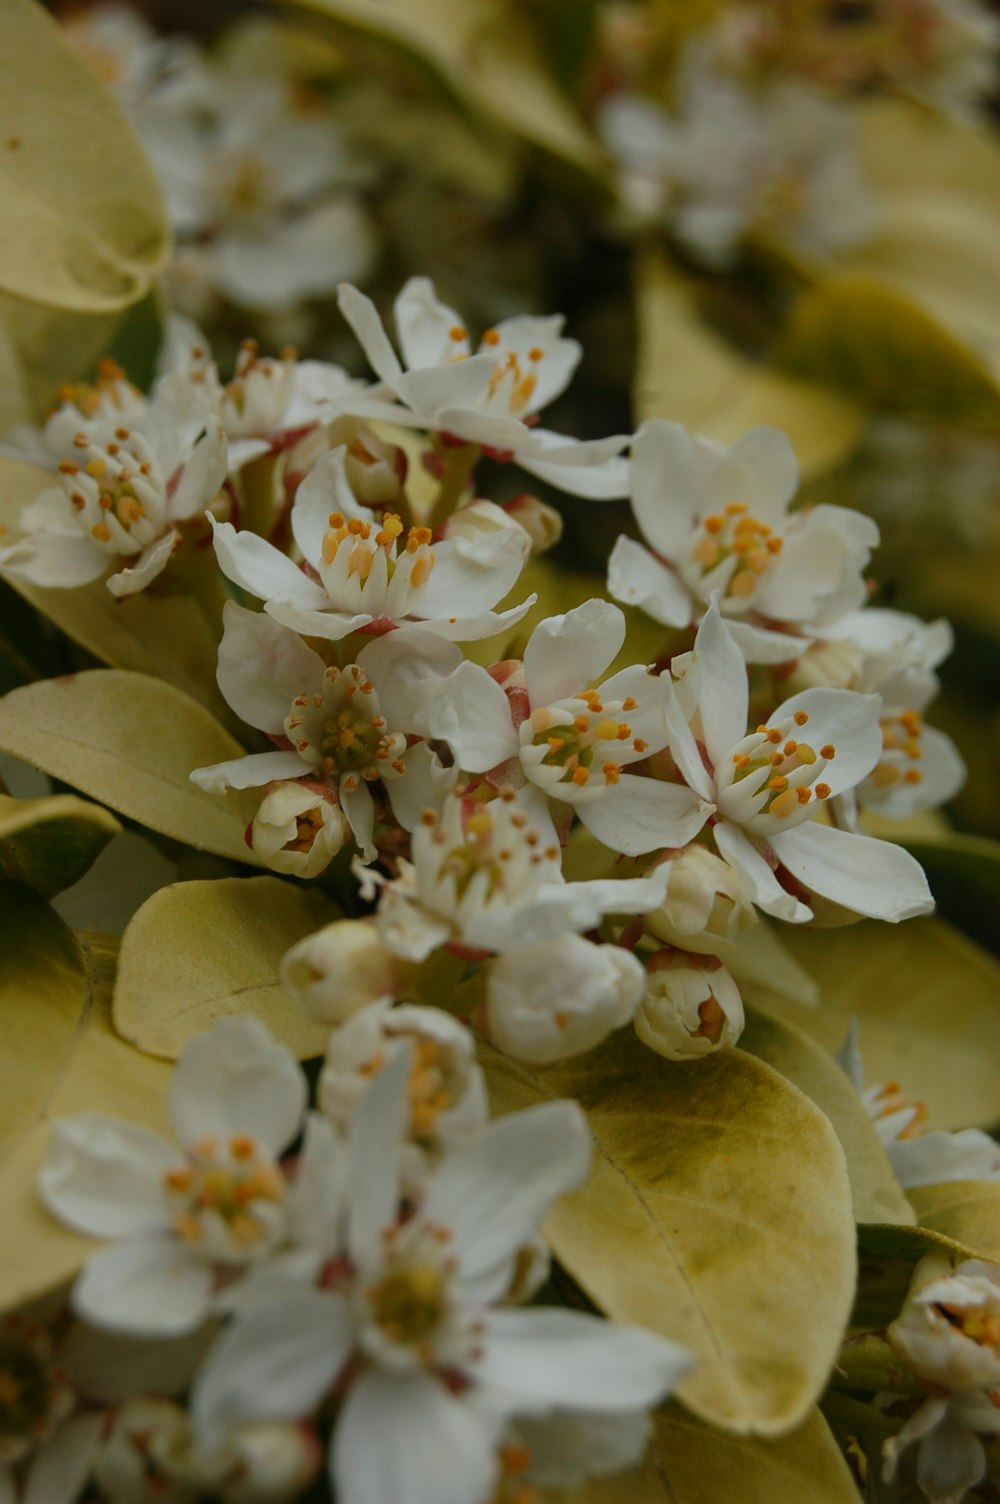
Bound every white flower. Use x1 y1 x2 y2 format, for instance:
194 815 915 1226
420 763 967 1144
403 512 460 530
609 420 879 662
1 357 148 470
319 999 488 1154
634 955 745 1061
192 1049 692 1504
0 377 227 598
502 1407 653 1491
890 1257 1000 1393
210 446 534 643
38 1018 308 1336
882 1388 1000 1504
281 920 402 1025
335 277 632 500
485 934 644 1064
248 782 348 878
657 599 934 923
644 844 757 956
367 788 671 961
189 604 482 862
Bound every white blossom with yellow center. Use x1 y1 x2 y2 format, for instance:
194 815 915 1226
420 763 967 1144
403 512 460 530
657 599 934 923
38 1018 308 1338
211 446 534 643
609 419 879 663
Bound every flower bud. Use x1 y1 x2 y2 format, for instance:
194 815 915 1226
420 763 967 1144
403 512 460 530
888 1256 1000 1394
644 846 755 956
504 493 564 556
635 956 744 1061
250 782 346 878
486 935 643 1064
782 638 863 694
319 997 487 1150
326 415 407 505
281 920 399 1025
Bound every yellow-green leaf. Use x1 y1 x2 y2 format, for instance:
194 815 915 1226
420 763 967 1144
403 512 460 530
114 877 331 1061
907 1182 1000 1264
0 457 229 716
740 1008 914 1228
281 0 604 175
540 1404 858 1503
779 101 1000 427
635 251 865 479
0 886 172 1313
0 670 258 863
743 918 1000 1134
482 1029 856 1435
0 790 120 897
0 0 170 311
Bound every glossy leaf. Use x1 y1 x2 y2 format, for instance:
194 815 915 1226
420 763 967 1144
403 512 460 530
538 1404 858 1503
744 918 1000 1133
114 877 331 1061
907 1182 1000 1264
0 790 120 897
0 0 169 310
740 1008 914 1228
0 886 172 1313
0 670 258 863
0 457 229 716
282 0 604 174
635 251 865 478
482 1029 856 1435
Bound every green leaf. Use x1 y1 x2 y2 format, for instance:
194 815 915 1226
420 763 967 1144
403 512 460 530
740 1008 914 1228
482 1029 856 1436
0 458 229 717
0 0 169 311
114 877 331 1061
280 0 604 175
539 1404 858 1503
635 251 865 479
743 918 1000 1133
778 100 1000 428
0 790 120 897
0 670 258 863
0 887 172 1313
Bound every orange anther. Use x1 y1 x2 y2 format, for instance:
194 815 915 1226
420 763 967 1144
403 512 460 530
814 783 831 799
793 711 809 726
571 767 590 785
482 328 501 346
449 326 467 341
820 744 836 759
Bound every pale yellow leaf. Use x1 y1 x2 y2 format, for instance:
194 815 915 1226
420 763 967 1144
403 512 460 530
0 0 169 310
743 918 1000 1133
114 877 330 1061
635 251 865 479
907 1182 1000 1264
0 457 229 717
0 670 258 863
740 1008 914 1228
540 1404 858 1503
0 887 172 1313
281 0 604 174
482 1030 856 1435
0 790 120 897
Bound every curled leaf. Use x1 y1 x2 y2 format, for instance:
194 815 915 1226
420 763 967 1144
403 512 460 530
0 790 120 897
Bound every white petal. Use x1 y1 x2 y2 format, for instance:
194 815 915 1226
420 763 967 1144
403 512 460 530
189 749 305 793
0 529 107 588
630 419 708 559
524 599 625 708
342 780 376 863
39 1115 175 1237
889 1129 1000 1189
713 820 812 923
23 1415 103 1504
692 600 748 769
607 536 692 627
479 1308 692 1412
395 356 498 425
332 1371 499 1504
72 1235 213 1337
287 1112 347 1255
194 1289 353 1450
662 680 714 802
211 519 329 608
408 662 518 773
169 1016 307 1158
385 743 457 831
770 822 933 921
769 688 882 795
416 526 529 619
424 1102 590 1289
393 276 466 369
723 619 810 665
264 600 372 641
577 776 708 856
216 601 326 734
916 1412 986 1504
291 446 364 568
105 530 176 597
348 1045 412 1271
423 595 538 643
338 283 404 387
169 419 228 520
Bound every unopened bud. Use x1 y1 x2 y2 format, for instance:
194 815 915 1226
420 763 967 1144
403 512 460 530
251 782 346 878
783 638 863 694
504 493 563 556
635 956 744 1061
645 847 754 955
486 934 643 1064
281 920 399 1025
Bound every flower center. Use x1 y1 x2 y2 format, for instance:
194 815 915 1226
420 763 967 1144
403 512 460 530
60 426 165 554
369 1264 448 1347
936 1303 1000 1350
55 358 139 421
164 1135 285 1251
718 709 836 826
321 512 435 593
215 149 279 222
528 690 645 789
869 708 924 791
481 331 544 415
419 795 561 914
689 501 783 603
286 666 408 788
